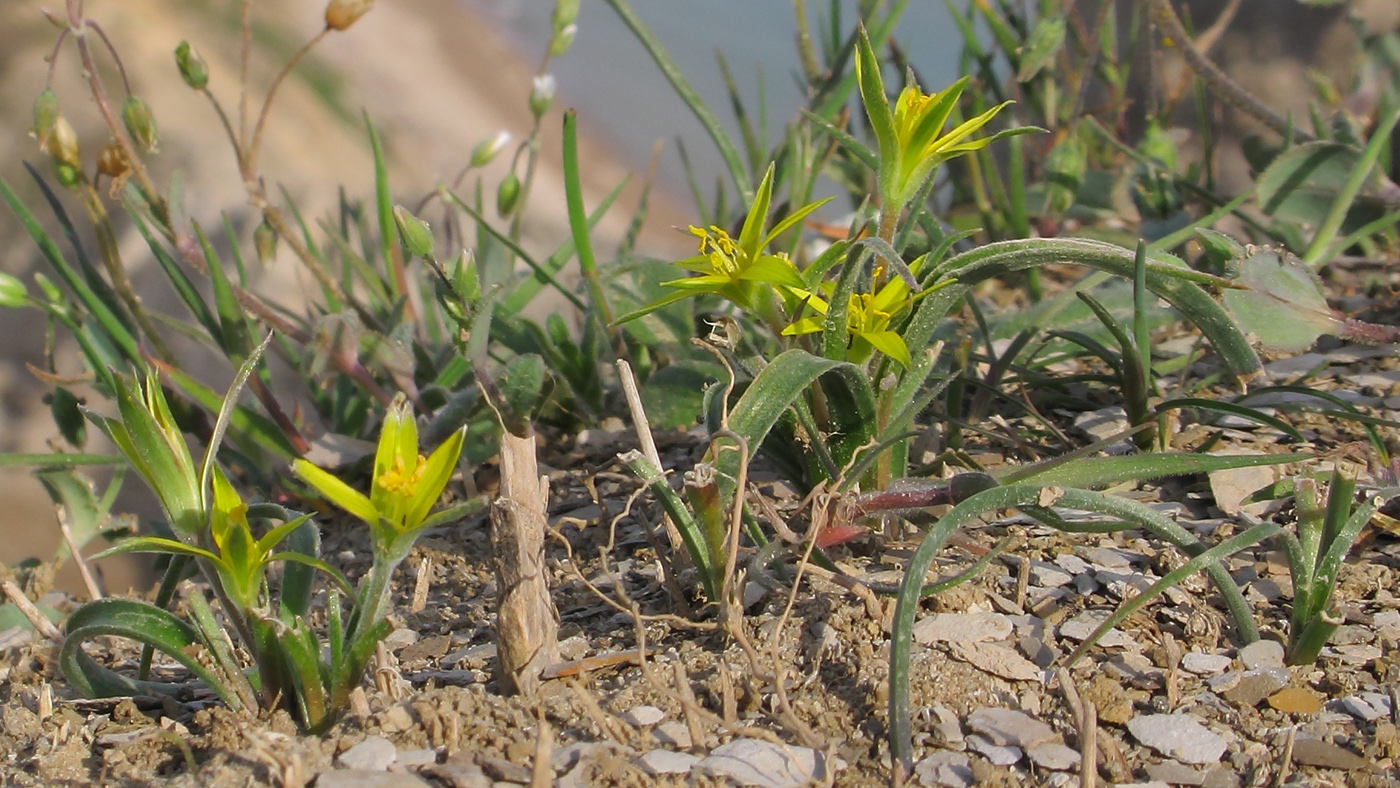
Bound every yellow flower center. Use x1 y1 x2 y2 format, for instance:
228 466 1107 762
377 454 427 497
689 225 742 278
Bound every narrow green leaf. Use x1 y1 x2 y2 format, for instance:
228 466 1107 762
60 598 242 708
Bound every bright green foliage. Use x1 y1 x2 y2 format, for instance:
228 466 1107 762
618 164 829 329
855 25 1033 214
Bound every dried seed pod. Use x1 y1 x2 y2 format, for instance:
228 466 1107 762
96 140 130 179
254 219 278 266
43 116 81 168
325 0 374 31
174 41 209 89
122 95 159 153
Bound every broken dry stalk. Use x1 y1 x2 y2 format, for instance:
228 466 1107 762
491 425 560 695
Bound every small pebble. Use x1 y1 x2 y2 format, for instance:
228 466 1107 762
1145 761 1206 785
653 721 692 748
1237 640 1285 670
338 736 398 771
911 612 1013 645
965 734 1021 766
1127 714 1227 764
316 771 431 788
914 751 972 788
1026 743 1080 771
966 708 1057 749
1289 738 1377 772
1180 652 1231 675
1266 687 1323 715
636 749 699 775
620 705 665 727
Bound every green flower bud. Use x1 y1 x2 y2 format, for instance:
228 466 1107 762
469 131 510 168
175 41 209 89
254 219 278 266
551 0 580 33
393 205 435 258
33 88 59 142
53 160 82 190
122 95 159 153
529 75 556 119
549 23 577 58
43 115 81 168
496 172 521 217
33 272 62 303
325 0 374 31
0 272 29 308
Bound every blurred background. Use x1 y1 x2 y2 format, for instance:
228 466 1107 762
0 0 1394 594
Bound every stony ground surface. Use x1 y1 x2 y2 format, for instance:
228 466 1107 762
3 269 1400 788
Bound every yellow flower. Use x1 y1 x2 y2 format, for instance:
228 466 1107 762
292 393 465 555
615 164 829 325
855 26 1033 211
784 259 928 368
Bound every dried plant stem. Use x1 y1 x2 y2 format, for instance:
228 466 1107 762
57 507 102 601
63 1 168 225
530 714 553 788
491 426 560 696
1 580 63 644
242 27 330 184
1149 0 1313 142
409 556 431 614
1080 700 1098 788
616 360 684 556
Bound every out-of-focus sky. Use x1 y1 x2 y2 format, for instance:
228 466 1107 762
472 1 961 205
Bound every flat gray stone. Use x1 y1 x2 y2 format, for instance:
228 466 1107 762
695 739 840 787
654 721 692 748
338 736 398 771
967 708 1057 749
1180 652 1232 675
1075 406 1129 442
1026 743 1080 771
1222 668 1287 708
392 749 437 768
965 734 1021 766
1262 353 1328 377
1145 761 1206 785
912 612 1013 645
619 705 665 727
1237 639 1285 670
950 642 1042 682
1057 610 1135 648
1289 738 1377 772
636 749 700 775
914 751 972 788
1127 714 1226 764
1208 457 1280 516
315 770 431 788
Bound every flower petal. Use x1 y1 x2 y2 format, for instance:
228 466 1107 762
860 329 911 368
291 458 378 526
406 426 465 533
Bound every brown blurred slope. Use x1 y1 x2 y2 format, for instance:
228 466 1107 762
0 0 686 591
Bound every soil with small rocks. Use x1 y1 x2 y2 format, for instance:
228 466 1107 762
3 272 1400 787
